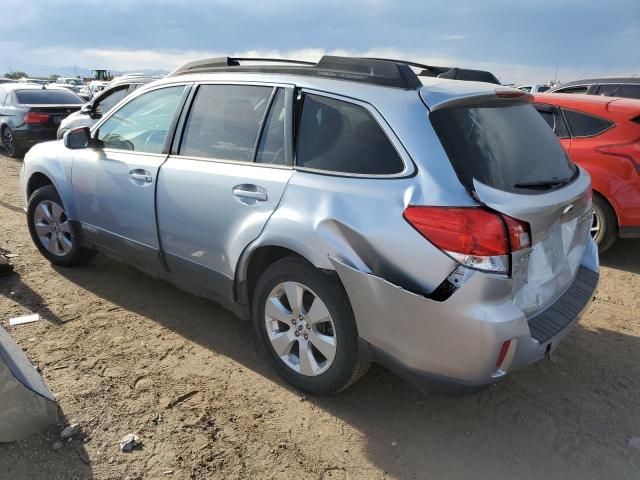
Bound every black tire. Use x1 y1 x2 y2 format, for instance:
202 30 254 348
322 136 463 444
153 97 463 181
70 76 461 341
2 126 25 158
252 257 369 395
592 193 617 253
27 185 95 266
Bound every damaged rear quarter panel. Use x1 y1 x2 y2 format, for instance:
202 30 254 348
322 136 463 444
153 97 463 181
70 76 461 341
252 170 459 295
330 257 531 382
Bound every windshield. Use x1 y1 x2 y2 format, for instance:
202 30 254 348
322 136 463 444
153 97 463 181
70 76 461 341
430 102 577 194
15 89 84 105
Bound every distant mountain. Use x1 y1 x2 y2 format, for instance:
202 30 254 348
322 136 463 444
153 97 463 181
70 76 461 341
0 62 168 79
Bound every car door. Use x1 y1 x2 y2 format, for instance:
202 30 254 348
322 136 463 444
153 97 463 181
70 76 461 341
71 84 190 269
156 83 294 298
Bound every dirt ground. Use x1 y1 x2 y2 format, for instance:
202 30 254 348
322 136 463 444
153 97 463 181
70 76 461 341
0 152 639 480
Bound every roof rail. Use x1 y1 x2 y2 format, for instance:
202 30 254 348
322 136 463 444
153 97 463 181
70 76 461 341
361 57 501 85
169 57 316 77
168 55 423 90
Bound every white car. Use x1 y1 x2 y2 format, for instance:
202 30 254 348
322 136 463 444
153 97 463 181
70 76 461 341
517 84 551 93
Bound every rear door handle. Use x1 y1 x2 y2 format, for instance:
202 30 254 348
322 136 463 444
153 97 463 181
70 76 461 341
233 185 268 202
129 169 153 183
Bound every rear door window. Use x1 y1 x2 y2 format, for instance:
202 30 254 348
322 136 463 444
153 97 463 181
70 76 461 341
554 85 589 94
562 109 614 137
430 102 576 194
534 104 570 138
595 84 620 96
296 93 404 175
180 85 272 162
256 89 286 165
615 85 640 100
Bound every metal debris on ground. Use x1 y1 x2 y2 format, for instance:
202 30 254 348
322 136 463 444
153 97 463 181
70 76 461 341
60 423 81 439
9 314 41 327
119 433 141 452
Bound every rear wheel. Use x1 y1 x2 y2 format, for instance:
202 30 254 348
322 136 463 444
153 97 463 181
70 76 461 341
252 257 369 395
27 185 94 266
2 127 24 158
591 193 617 253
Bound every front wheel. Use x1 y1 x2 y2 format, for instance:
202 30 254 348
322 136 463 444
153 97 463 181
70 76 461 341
27 185 94 266
252 257 369 395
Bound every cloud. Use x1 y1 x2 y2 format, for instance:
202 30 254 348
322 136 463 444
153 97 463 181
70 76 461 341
1 0 638 84
9 44 634 85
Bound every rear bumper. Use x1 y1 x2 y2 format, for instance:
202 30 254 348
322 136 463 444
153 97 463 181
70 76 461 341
332 238 599 393
13 127 58 148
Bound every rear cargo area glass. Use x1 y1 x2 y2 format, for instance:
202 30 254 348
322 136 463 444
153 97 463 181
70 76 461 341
430 103 576 194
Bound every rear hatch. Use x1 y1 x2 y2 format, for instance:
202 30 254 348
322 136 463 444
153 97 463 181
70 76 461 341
425 90 593 316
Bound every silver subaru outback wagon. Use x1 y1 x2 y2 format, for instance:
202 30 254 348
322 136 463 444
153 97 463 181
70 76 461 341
20 56 599 395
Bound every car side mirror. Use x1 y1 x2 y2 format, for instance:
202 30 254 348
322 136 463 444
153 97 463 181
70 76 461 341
64 126 99 149
80 103 93 115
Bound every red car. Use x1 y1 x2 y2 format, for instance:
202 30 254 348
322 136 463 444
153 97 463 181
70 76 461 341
533 93 640 251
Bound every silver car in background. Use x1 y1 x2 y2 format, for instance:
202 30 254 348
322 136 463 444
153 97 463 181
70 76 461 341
20 56 599 395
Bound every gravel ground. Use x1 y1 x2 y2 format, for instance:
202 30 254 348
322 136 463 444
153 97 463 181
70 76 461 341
1 152 639 480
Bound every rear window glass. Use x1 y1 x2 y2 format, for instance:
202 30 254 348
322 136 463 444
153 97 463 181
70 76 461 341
537 86 550 92
431 103 577 194
563 109 613 137
15 89 83 105
296 94 404 175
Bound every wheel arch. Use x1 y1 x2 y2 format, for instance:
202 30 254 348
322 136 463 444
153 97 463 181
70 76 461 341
235 243 332 306
26 172 55 200
592 188 621 229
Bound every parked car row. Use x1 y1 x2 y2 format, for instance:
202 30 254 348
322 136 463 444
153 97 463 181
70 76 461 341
20 56 602 395
533 94 640 251
0 75 162 157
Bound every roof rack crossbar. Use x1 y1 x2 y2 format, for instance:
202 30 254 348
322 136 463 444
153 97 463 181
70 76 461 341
360 57 500 85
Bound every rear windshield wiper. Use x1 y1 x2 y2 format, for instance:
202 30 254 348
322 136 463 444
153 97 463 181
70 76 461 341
514 178 571 189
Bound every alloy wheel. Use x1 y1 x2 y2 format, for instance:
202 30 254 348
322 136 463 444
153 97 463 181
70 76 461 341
590 208 601 242
2 129 15 157
33 200 74 256
264 281 337 376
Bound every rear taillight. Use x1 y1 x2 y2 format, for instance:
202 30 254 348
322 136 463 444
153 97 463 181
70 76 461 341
24 112 50 124
596 138 640 172
403 206 530 274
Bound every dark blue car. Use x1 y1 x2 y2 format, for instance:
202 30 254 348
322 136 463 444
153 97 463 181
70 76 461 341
0 84 84 158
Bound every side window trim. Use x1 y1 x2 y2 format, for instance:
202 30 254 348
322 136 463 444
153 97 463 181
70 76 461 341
293 88 414 178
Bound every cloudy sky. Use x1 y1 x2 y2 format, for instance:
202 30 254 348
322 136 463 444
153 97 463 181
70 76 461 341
1 0 639 84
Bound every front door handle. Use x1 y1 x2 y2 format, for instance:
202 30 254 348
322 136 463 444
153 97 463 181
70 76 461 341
233 185 268 202
129 169 153 184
